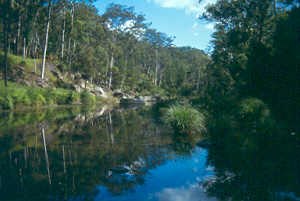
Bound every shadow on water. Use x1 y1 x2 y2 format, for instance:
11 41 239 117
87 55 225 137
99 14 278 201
203 110 300 201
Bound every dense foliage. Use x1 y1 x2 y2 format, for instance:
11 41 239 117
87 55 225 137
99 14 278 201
202 0 300 124
0 1 209 98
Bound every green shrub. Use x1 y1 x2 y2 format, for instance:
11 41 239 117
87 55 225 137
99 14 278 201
80 91 96 105
10 88 31 106
67 91 80 104
238 98 270 123
17 94 31 106
27 89 47 107
0 81 97 111
29 93 47 107
49 89 71 105
35 94 47 106
163 104 206 135
0 95 14 110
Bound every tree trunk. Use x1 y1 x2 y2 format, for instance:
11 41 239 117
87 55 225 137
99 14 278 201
41 1 52 80
23 37 26 60
108 112 114 146
105 54 110 86
61 5 66 60
41 127 51 185
154 48 160 86
33 33 38 73
68 2 75 68
62 145 66 173
108 53 114 89
16 16 21 55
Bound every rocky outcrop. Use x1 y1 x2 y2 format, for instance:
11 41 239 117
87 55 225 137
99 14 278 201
71 79 108 98
114 90 159 105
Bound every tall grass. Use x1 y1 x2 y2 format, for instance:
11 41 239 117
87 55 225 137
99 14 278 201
163 104 206 135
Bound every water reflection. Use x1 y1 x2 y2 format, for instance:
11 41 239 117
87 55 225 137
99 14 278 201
157 184 217 201
0 105 299 201
0 106 212 201
204 113 300 201
96 147 215 201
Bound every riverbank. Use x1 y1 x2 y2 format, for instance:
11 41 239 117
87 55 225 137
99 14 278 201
0 53 168 111
0 81 119 111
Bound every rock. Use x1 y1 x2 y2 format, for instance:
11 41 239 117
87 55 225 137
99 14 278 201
93 86 107 97
22 80 32 86
36 77 49 88
51 69 64 81
73 84 82 92
78 79 86 89
113 89 124 97
138 96 157 102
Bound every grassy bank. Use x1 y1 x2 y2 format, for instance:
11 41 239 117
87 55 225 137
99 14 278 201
0 82 101 110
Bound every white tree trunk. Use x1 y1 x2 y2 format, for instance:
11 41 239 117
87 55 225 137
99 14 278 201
68 2 75 67
41 1 52 80
42 127 51 185
108 112 114 145
61 5 66 60
108 53 114 89
23 37 26 60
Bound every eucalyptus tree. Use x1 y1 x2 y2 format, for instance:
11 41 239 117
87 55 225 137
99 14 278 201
103 3 148 89
41 0 53 80
70 2 106 81
143 28 173 86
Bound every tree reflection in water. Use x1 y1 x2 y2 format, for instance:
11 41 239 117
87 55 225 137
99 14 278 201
0 105 299 201
204 112 300 201
0 106 174 201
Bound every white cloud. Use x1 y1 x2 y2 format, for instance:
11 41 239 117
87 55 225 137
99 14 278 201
148 0 217 36
156 184 218 201
204 22 215 31
148 0 216 16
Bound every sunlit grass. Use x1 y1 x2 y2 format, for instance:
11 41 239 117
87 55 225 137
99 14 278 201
0 81 98 110
163 104 206 135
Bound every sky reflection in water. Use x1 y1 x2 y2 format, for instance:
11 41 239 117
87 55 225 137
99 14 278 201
96 147 216 201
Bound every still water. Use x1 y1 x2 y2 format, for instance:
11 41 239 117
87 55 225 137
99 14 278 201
0 105 299 201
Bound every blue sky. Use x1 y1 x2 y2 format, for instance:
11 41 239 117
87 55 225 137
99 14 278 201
95 0 216 50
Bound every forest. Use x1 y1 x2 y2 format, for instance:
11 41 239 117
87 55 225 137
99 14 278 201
0 0 210 110
0 0 300 200
203 0 300 125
